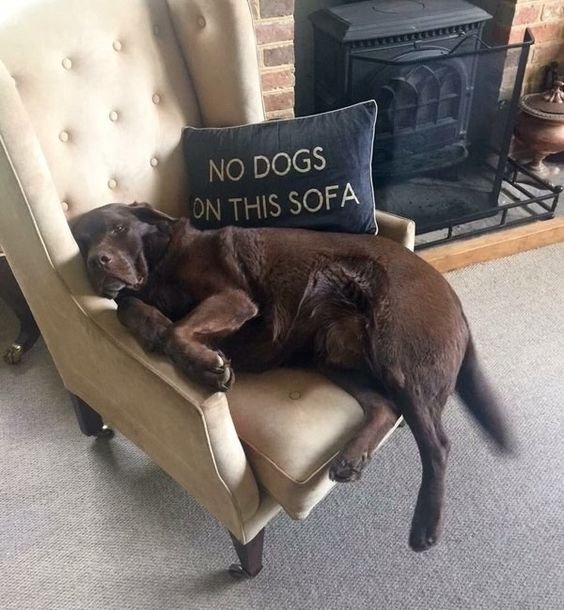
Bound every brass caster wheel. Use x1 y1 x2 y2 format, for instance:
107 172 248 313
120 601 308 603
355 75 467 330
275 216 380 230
94 426 115 440
3 343 23 365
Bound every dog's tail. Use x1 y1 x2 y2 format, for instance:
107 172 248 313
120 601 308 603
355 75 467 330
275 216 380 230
456 335 514 453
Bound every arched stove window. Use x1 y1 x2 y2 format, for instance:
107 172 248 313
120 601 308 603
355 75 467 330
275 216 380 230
353 53 467 136
361 61 465 136
437 65 463 121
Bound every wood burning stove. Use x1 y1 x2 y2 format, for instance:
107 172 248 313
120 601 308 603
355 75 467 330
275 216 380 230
310 0 491 178
309 0 562 248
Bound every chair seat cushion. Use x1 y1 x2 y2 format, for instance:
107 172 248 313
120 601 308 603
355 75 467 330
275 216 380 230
227 368 400 519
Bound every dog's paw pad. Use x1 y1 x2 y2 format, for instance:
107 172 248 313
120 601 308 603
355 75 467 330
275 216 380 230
328 455 363 483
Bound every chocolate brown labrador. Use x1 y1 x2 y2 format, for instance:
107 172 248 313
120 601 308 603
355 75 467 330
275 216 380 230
71 202 511 552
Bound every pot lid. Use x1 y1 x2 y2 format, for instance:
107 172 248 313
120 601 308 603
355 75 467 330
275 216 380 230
520 81 564 122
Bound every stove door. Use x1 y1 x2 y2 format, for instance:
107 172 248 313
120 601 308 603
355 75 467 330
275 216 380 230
353 46 474 178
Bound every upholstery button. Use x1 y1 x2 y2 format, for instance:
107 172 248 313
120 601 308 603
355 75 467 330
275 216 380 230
108 178 118 190
197 16 206 28
152 93 161 104
150 157 159 167
61 201 69 212
59 131 69 142
62 57 73 70
112 40 122 52
153 24 161 36
289 391 301 400
109 110 119 122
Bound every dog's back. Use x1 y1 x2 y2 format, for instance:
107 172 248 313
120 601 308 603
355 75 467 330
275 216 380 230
228 225 510 451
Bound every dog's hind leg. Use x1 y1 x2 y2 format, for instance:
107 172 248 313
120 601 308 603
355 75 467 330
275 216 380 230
394 389 451 552
320 368 400 483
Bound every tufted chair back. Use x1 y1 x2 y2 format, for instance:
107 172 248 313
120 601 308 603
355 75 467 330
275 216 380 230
0 0 264 221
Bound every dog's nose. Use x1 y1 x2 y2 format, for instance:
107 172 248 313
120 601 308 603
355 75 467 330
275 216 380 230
89 253 112 269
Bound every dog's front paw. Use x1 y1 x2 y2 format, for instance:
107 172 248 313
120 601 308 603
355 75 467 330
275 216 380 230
199 352 234 391
165 338 235 392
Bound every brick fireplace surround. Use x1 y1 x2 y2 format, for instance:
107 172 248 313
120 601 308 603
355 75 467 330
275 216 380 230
250 0 296 119
491 0 564 93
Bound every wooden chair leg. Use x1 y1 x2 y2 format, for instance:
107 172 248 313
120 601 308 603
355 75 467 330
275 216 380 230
70 393 114 439
228 528 265 578
0 256 40 364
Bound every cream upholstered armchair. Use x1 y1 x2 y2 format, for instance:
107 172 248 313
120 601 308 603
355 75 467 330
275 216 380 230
0 0 415 577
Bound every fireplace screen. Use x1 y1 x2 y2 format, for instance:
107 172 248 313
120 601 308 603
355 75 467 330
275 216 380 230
310 0 562 248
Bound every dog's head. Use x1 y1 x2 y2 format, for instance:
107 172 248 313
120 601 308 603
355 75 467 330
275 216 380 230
71 202 175 299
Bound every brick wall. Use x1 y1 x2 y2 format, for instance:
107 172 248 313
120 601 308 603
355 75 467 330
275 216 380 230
492 0 564 93
250 0 296 119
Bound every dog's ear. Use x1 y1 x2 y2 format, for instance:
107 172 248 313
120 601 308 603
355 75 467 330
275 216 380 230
128 202 175 225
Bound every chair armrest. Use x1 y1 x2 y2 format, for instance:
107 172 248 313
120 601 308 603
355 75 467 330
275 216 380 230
72 296 262 540
376 210 416 251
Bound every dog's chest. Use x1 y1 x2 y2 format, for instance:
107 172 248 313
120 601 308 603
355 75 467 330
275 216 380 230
139 280 194 322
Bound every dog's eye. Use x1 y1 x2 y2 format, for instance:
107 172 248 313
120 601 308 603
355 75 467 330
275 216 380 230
113 224 127 235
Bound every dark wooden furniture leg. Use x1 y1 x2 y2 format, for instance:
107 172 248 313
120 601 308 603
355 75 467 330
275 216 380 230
70 393 114 439
0 255 40 364
228 528 265 578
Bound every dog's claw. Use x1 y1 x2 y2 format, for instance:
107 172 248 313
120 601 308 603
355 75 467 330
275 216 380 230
220 364 234 390
204 352 234 391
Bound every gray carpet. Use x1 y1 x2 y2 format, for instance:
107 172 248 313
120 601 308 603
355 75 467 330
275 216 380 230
1 244 563 610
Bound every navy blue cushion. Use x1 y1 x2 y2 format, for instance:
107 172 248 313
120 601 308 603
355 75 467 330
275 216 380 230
182 100 378 234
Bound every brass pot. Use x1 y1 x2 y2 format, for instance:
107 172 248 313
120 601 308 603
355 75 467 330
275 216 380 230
514 80 564 177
